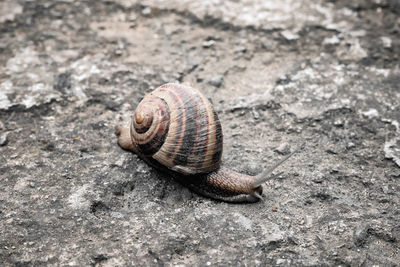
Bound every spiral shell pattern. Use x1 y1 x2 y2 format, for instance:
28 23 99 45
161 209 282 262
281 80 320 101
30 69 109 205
130 83 223 175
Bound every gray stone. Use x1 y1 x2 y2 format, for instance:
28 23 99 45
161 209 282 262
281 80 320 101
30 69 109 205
384 136 400 167
0 131 8 146
208 75 223 87
274 142 290 155
281 30 300 41
202 40 215 48
141 7 152 16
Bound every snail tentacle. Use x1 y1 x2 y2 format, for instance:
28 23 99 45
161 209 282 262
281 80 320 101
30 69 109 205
251 142 305 188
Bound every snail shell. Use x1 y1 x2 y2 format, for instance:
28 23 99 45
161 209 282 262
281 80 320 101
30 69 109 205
116 83 299 203
130 83 223 175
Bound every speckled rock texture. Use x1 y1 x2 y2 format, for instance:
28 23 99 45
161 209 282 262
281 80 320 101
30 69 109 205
1 0 399 266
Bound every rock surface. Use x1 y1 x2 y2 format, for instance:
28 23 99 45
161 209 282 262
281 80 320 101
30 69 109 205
1 0 399 265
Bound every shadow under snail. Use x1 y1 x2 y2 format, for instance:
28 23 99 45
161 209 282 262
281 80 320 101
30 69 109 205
116 83 302 203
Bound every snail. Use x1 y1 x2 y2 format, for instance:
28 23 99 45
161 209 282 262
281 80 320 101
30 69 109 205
115 83 301 203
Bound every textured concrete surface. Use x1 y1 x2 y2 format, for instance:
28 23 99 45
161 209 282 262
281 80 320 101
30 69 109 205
1 0 399 266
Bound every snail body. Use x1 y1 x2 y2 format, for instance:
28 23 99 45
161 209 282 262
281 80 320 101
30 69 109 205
116 83 298 203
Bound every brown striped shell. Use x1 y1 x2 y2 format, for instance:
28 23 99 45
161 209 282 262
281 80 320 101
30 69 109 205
130 83 223 175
